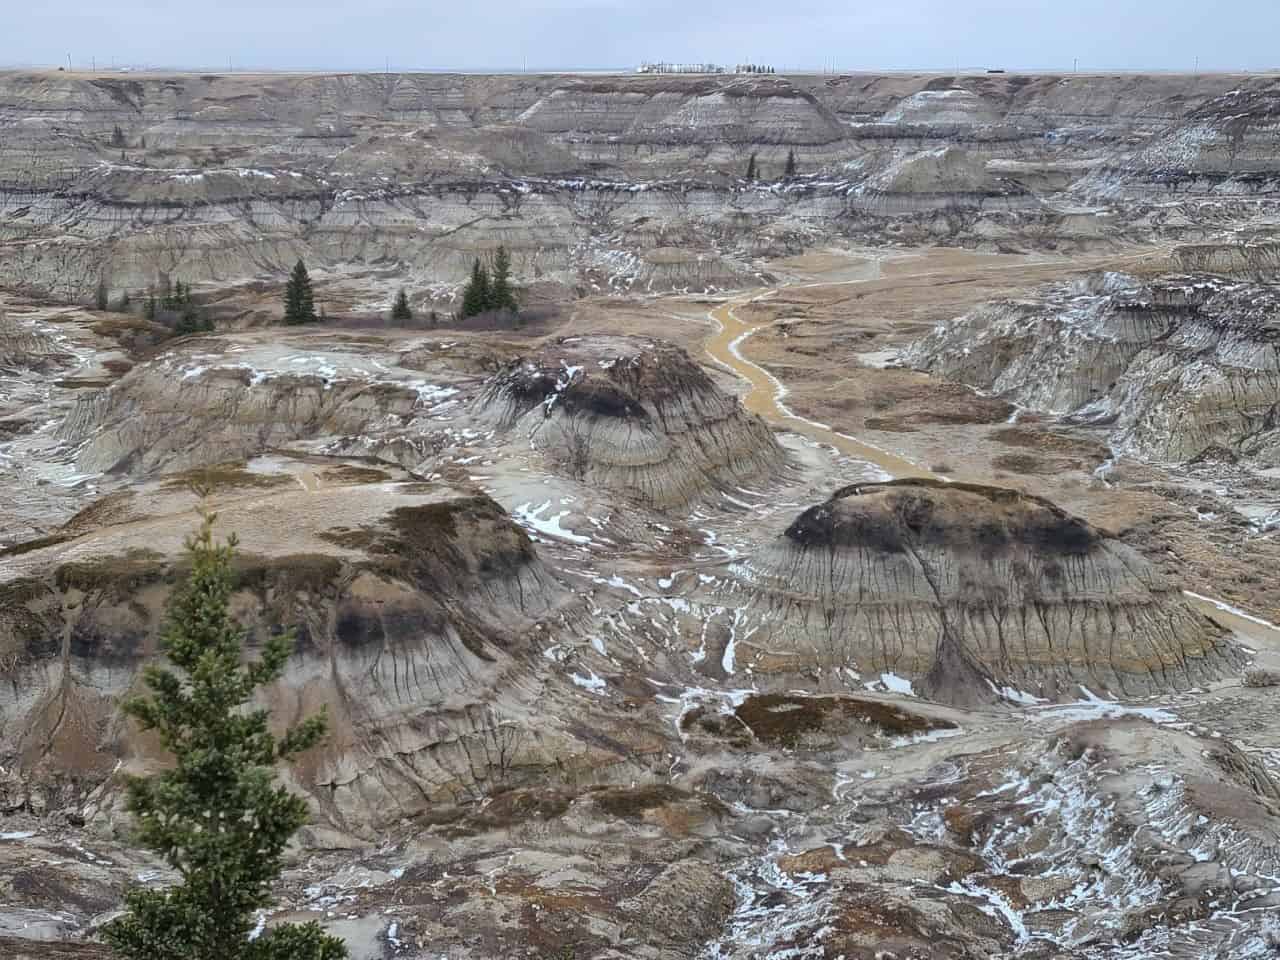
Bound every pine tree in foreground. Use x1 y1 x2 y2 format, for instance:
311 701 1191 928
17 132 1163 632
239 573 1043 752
784 149 797 177
390 288 413 322
283 259 317 325
96 277 110 311
101 511 346 960
745 153 758 181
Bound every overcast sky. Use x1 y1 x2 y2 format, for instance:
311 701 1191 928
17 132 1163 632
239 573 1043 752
8 1 1280 73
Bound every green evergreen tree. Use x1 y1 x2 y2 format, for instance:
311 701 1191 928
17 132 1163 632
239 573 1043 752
175 299 203 336
111 124 126 148
96 277 110 311
116 290 132 313
784 149 797 177
101 512 346 960
390 288 413 322
745 153 758 181
428 310 438 328
489 246 518 314
283 260 317 325
144 287 158 322
461 258 491 319
160 278 186 311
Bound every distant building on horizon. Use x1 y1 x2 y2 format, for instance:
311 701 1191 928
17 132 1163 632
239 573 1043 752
637 62 727 75
636 62 777 75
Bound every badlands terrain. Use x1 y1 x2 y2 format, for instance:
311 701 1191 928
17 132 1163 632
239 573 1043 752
2 68 1280 959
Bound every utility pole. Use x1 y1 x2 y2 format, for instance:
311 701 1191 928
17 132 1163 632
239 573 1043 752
1074 57 1078 73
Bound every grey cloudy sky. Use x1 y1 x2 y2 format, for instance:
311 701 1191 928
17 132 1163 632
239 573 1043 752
8 1 1280 73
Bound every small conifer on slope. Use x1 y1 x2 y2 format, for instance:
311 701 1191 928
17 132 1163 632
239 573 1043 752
283 259 318 324
390 288 413 321
101 511 347 960
461 258 491 318
489 246 518 314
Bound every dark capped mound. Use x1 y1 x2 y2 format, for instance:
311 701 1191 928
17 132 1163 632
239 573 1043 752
477 335 785 507
787 479 1099 556
736 479 1242 705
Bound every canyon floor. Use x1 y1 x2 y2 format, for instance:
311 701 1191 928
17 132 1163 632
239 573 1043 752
3 69 1280 960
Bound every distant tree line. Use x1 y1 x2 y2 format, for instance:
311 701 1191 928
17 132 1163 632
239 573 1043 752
145 277 211 334
459 246 520 325
94 250 525 336
92 273 212 335
744 149 798 181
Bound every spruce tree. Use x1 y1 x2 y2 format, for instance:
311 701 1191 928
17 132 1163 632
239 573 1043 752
489 246 518 315
461 258 491 319
101 511 346 960
390 288 413 322
176 300 204 336
284 260 317 325
784 149 797 177
161 279 183 311
96 277 110 311
111 124 126 148
745 153 758 181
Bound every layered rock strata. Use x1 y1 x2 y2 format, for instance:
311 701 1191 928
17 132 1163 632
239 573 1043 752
475 335 785 506
0 480 578 829
732 479 1240 703
55 335 477 476
6 71 1280 299
908 272 1280 466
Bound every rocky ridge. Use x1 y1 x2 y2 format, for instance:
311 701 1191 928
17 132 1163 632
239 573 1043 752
908 271 1280 467
0 475 592 831
6 71 1280 301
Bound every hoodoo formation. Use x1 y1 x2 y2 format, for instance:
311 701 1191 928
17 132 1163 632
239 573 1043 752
2 57 1280 960
476 335 785 506
735 479 1241 704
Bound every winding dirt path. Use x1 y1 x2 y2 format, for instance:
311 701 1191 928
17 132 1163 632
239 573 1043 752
702 249 1072 479
702 247 1280 648
706 285 931 478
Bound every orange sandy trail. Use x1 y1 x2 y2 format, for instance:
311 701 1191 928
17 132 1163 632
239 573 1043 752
703 247 1280 647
